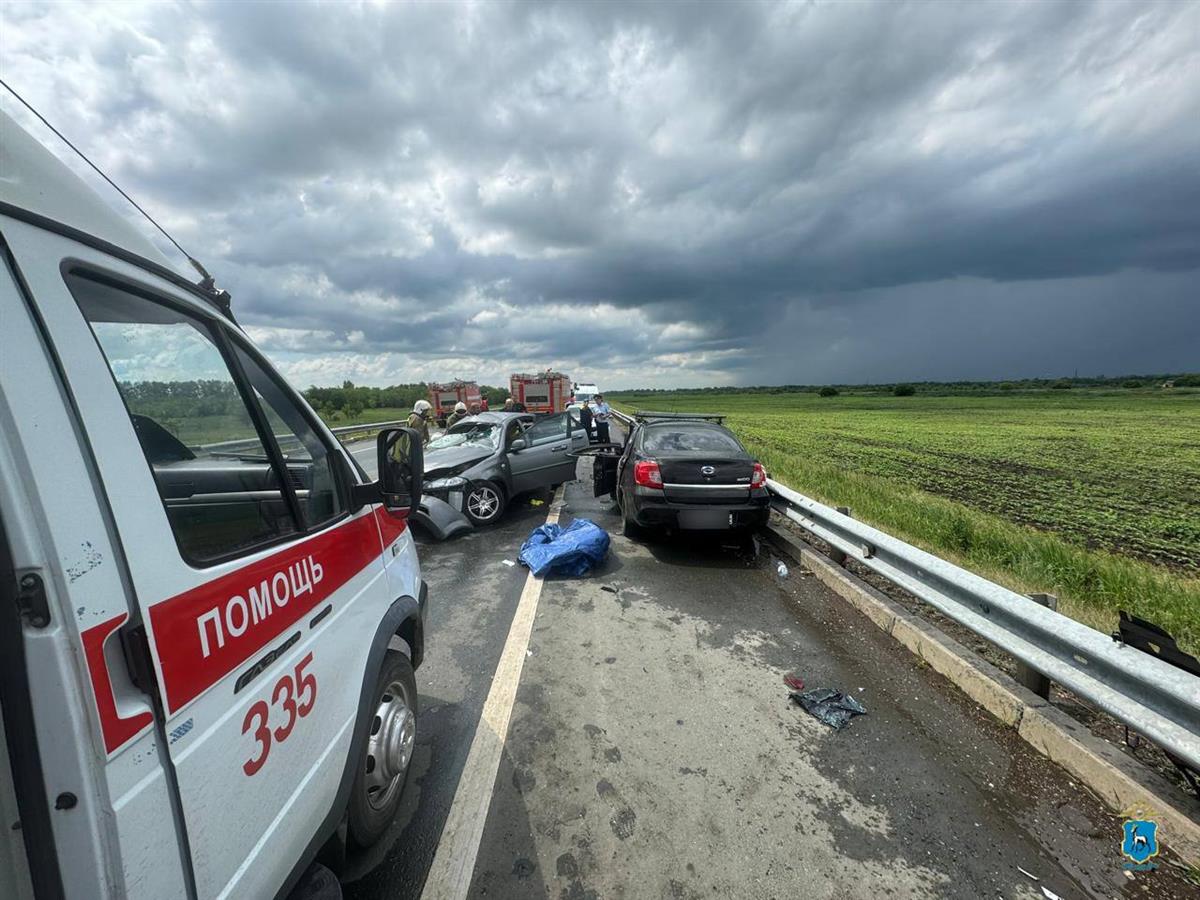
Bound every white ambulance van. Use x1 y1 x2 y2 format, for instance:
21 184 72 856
0 110 427 898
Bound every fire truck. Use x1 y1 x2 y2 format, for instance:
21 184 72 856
427 380 483 425
510 371 572 414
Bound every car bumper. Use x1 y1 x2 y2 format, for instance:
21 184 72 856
423 478 468 513
629 488 770 530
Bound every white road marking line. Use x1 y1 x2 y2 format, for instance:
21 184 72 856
420 486 565 900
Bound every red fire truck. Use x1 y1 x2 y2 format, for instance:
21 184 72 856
428 380 483 425
509 371 572 414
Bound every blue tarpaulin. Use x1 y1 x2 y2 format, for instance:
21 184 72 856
519 518 610 577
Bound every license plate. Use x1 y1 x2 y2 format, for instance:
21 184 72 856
677 509 730 529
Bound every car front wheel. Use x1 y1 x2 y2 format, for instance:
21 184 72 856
464 480 506 525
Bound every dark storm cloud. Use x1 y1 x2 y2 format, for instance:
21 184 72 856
2 0 1197 387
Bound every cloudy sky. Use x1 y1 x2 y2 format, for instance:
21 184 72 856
2 0 1197 388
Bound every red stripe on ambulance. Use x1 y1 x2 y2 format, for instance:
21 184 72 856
150 509 405 713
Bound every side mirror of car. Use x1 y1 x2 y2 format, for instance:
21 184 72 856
352 426 423 512
509 437 527 453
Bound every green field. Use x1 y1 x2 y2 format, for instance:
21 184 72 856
609 388 1200 652
322 406 410 425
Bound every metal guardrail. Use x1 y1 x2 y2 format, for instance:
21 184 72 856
198 419 407 453
328 419 406 437
609 408 1200 769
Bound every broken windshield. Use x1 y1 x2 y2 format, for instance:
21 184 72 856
428 422 502 452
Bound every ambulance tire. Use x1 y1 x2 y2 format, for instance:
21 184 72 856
348 651 418 848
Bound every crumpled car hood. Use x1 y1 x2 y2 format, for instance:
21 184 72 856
424 444 491 477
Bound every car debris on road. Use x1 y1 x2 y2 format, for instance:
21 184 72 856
791 687 868 729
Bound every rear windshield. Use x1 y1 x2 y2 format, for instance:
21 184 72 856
643 425 744 453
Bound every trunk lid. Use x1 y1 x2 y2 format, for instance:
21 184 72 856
658 454 753 503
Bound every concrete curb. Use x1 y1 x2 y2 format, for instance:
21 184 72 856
764 523 1200 866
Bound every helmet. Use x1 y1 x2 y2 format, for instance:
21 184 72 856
414 399 432 414
455 401 467 413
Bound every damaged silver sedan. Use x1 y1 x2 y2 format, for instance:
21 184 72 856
421 411 588 529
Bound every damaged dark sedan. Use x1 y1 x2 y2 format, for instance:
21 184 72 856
592 412 770 536
422 411 588 525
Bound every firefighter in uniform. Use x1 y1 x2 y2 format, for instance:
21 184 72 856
446 401 469 429
407 399 434 445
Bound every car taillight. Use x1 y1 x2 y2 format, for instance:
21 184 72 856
633 460 663 489
751 462 767 488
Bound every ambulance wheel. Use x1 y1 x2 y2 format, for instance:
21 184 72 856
349 651 417 848
464 480 506 525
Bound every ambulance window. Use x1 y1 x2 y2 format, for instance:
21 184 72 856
67 272 302 563
230 343 346 529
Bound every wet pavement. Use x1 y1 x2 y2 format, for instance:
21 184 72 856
340 440 555 898
340 438 1193 899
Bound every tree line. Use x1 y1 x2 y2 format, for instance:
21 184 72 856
302 381 510 419
119 379 512 425
609 372 1200 397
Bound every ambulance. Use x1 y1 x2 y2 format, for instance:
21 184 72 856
0 110 428 898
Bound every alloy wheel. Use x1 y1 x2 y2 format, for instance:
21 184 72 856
468 486 501 521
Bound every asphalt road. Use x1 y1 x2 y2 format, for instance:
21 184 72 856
338 435 1190 899
339 437 556 898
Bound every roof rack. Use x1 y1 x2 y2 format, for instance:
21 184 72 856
633 410 727 424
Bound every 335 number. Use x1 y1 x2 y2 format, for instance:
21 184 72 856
242 652 318 776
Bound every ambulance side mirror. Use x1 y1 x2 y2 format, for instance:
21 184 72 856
375 427 423 512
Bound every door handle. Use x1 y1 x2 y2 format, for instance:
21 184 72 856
551 443 568 451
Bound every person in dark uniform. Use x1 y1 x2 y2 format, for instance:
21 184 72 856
579 400 595 443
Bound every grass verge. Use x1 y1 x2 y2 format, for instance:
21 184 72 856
757 447 1200 655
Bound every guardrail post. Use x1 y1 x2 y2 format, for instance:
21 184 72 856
829 507 852 566
1016 593 1058 699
